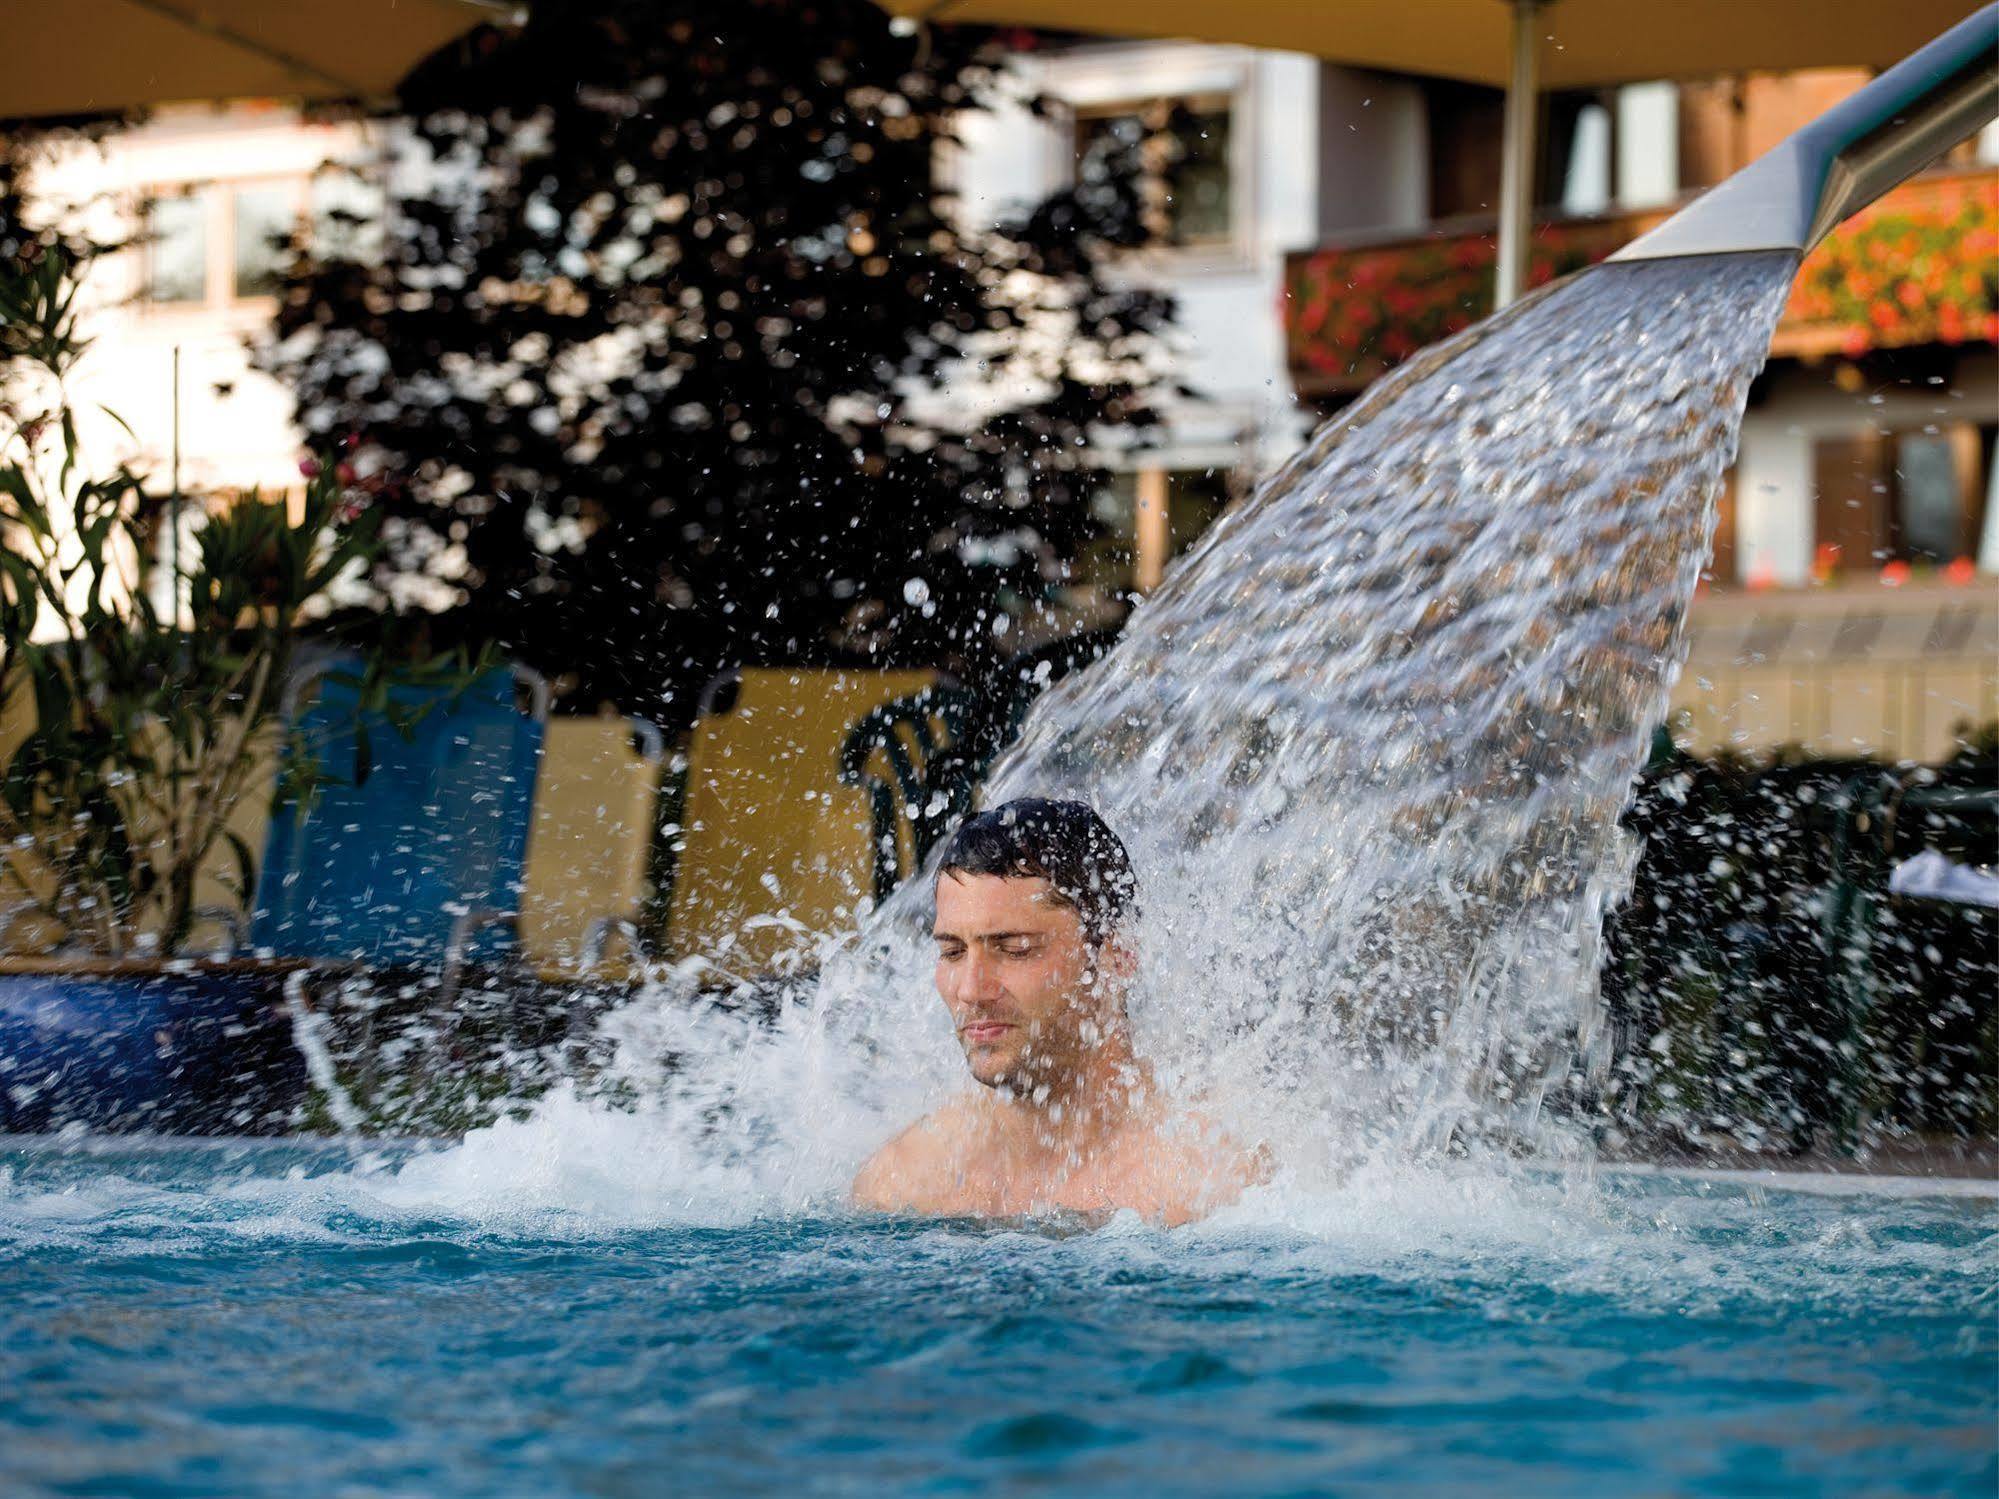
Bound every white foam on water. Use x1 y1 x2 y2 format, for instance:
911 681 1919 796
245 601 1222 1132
1602 1162 1999 1200
5 1133 1991 1335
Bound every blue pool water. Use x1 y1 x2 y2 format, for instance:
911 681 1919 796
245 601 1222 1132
2 1136 1992 1497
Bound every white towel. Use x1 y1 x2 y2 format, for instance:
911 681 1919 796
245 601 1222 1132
1888 849 1999 910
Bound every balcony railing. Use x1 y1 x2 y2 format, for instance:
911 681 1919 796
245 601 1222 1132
1284 166 1998 397
1673 576 1997 762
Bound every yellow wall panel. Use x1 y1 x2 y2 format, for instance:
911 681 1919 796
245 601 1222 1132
665 669 944 974
519 717 662 976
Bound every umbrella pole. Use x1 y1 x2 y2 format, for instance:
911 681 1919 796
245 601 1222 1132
1494 0 1542 309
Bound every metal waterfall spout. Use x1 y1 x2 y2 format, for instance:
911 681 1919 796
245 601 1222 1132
1614 2 1999 265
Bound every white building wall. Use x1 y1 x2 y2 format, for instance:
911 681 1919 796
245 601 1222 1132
58 53 1348 504
31 105 366 499
951 42 1339 477
1733 355 1999 586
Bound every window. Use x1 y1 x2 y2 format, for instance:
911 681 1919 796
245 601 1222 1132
1426 82 1680 218
1559 102 1614 215
231 183 296 298
1812 426 1992 575
1895 435 1966 564
144 189 209 305
141 178 307 309
310 166 386 263
1074 94 1233 247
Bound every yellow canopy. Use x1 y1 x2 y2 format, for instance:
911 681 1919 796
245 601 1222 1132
0 0 501 119
884 0 1983 90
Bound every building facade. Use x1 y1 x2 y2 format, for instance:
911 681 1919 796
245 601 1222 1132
31 104 376 500
24 41 1999 758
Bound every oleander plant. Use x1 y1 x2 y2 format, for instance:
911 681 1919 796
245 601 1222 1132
0 240 380 956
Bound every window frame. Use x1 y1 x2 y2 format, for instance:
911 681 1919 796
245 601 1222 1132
136 174 309 316
1809 422 1990 577
139 183 214 310
1040 46 1257 274
1070 89 1238 253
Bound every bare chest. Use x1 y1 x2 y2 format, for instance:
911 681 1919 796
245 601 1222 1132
925 1140 1174 1222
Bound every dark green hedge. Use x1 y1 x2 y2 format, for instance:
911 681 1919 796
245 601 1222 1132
1597 730 1998 1157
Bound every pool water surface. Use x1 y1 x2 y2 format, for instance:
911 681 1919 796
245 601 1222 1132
2 1136 1992 1497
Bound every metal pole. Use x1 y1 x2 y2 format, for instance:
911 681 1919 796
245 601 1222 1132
170 343 181 628
1494 0 1542 310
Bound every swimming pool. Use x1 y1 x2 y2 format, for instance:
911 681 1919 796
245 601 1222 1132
3 1135 1991 1497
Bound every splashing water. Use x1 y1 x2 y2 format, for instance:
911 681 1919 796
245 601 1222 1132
969 253 1804 1159
414 253 1802 1217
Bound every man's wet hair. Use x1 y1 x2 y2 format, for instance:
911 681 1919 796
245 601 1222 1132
936 798 1137 944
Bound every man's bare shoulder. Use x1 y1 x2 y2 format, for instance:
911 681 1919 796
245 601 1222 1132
850 1096 983 1213
1137 1108 1273 1224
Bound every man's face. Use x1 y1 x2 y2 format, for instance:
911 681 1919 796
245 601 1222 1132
932 872 1124 1092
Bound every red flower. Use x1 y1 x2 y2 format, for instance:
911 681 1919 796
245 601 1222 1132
1448 239 1489 271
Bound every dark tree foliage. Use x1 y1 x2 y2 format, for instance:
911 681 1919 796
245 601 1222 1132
263 0 1176 722
1597 734 1998 1157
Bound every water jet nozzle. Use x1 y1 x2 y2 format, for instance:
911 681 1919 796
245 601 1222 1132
1612 2 1998 264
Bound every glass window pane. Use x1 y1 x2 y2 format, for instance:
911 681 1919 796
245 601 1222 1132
232 184 296 299
1074 98 1232 246
310 168 385 262
1895 435 1963 564
1166 106 1231 242
145 190 208 304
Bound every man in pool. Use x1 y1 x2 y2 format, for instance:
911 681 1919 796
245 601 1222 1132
852 798 1265 1226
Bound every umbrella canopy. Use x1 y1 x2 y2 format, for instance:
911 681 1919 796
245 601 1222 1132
886 0 1987 303
0 0 505 121
884 0 1980 87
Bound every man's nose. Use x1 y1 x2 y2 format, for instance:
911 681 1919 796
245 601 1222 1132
956 947 1005 1002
